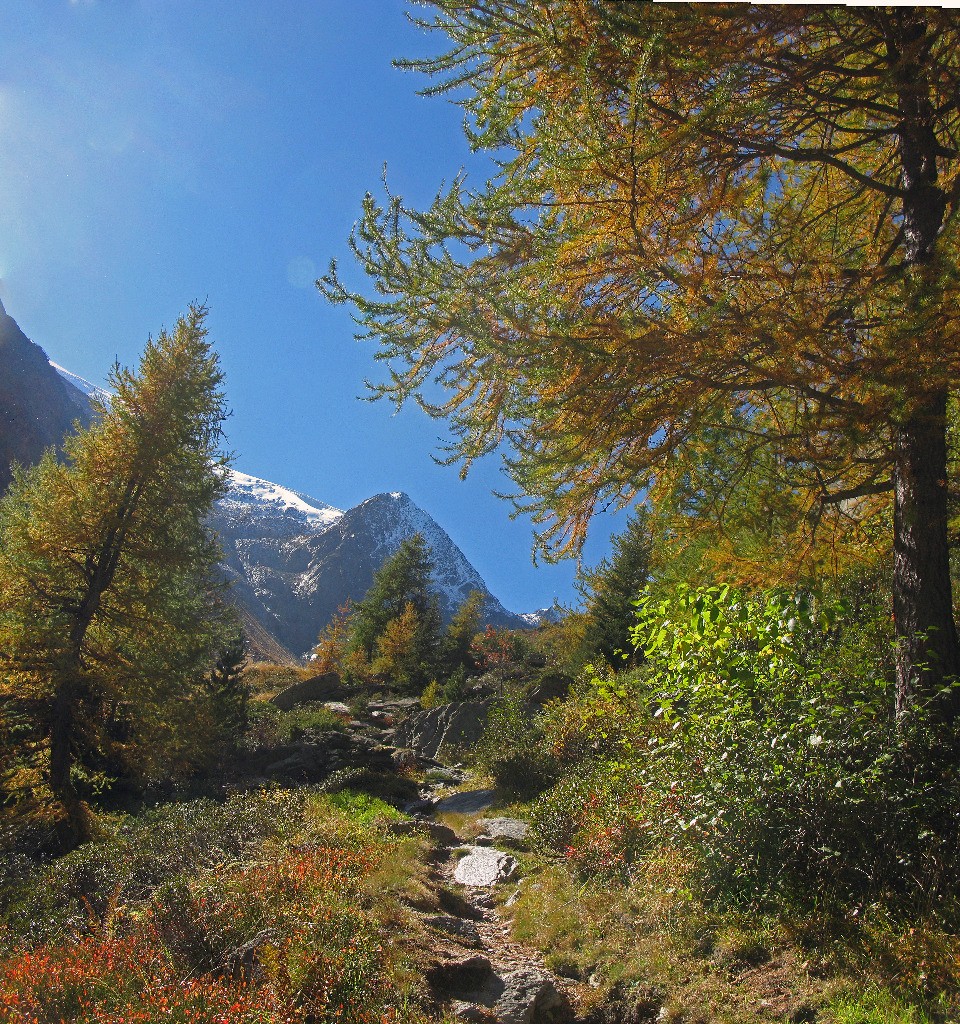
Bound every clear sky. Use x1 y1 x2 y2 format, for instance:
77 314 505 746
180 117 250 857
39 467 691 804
0 0 630 613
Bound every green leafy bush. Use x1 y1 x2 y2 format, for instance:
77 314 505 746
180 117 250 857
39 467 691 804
472 691 556 797
626 584 960 904
530 761 657 878
532 584 960 910
244 702 345 748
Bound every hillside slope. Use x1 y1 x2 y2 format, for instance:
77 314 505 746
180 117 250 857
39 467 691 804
0 299 93 492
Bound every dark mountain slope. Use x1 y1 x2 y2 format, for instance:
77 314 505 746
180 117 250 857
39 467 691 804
0 299 93 492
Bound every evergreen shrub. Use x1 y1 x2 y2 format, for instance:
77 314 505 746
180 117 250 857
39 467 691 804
472 691 556 797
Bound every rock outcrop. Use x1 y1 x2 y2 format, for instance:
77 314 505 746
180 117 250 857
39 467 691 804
394 701 491 761
269 671 346 711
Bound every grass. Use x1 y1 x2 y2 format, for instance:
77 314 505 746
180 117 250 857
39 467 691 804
0 787 433 1024
826 989 936 1024
244 702 347 749
501 843 960 1024
243 662 315 702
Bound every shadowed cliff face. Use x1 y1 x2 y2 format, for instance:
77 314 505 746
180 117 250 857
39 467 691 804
0 299 92 492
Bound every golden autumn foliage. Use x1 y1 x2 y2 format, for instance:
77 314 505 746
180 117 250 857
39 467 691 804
0 306 233 847
324 3 960 713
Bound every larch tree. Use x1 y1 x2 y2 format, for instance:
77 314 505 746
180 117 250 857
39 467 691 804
322 4 960 719
0 305 232 847
440 588 485 676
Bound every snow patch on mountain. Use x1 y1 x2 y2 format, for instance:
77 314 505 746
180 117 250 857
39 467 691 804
50 362 112 404
518 606 566 627
216 470 343 540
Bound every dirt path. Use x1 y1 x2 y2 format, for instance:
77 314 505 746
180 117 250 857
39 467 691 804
411 788 585 1024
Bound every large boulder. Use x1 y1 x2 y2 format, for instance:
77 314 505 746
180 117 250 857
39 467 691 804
394 700 490 760
494 968 571 1024
453 846 517 887
435 789 497 814
476 818 530 847
270 671 345 711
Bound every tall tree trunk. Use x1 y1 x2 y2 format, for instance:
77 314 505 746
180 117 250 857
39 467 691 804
885 11 958 718
893 391 959 720
48 676 89 848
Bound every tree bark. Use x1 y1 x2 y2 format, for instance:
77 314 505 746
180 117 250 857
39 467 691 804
893 390 959 721
884 11 959 719
48 676 89 847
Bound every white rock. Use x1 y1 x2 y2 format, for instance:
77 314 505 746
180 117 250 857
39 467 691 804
454 846 518 886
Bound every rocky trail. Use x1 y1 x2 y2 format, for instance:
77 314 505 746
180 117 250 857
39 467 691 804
251 679 588 1024
408 787 583 1024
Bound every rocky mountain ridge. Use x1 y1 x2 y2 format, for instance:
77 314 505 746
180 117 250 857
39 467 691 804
0 298 94 492
0 303 542 659
211 473 528 657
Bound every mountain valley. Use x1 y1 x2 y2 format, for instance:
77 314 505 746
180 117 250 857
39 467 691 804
0 304 548 660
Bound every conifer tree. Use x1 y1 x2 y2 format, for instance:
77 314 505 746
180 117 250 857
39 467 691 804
372 601 424 692
0 305 231 847
440 589 485 676
313 601 355 676
349 533 442 690
579 509 652 669
205 634 250 742
324 5 960 719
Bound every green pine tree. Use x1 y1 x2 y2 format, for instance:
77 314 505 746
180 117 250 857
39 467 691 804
206 633 250 744
349 533 442 691
578 508 652 669
0 305 232 848
440 589 484 677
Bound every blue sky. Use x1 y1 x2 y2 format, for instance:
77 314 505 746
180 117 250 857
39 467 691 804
0 0 629 613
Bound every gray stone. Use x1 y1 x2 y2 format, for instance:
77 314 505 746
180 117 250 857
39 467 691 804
435 789 497 814
270 672 343 711
387 819 460 847
426 767 465 786
454 846 517 886
323 701 351 715
479 818 530 844
424 915 483 945
393 701 491 760
526 673 572 707
451 1002 494 1022
426 954 495 995
493 968 570 1024
263 743 326 780
403 797 435 815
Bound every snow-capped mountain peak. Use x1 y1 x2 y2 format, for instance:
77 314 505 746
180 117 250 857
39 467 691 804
215 470 343 539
